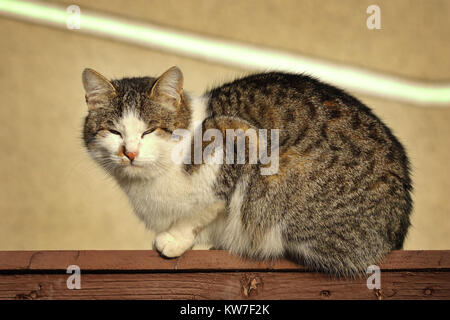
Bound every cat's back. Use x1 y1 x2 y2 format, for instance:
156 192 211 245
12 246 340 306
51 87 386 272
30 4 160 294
206 72 313 123
205 72 377 130
205 72 407 159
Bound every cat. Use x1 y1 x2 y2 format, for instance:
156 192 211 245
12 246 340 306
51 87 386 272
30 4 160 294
82 66 412 276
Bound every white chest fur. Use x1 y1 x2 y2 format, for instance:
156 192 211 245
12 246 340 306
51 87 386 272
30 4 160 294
120 163 220 233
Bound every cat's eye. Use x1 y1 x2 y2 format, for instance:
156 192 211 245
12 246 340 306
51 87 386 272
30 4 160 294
108 129 122 136
142 128 156 138
141 127 172 138
160 128 172 134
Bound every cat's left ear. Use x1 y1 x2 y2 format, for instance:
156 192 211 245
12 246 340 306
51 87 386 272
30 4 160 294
150 66 184 110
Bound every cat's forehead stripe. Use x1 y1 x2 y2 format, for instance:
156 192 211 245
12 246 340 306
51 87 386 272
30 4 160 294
119 109 147 132
121 89 140 109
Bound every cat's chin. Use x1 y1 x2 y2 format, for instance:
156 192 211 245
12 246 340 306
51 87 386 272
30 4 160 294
114 162 159 180
121 163 145 173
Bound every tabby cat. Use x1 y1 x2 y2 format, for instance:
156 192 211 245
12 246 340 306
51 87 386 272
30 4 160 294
82 66 412 276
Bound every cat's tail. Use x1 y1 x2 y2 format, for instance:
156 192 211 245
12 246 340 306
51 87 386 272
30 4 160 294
284 240 390 278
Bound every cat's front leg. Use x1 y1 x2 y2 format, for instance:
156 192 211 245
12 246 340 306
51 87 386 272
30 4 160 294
153 201 225 258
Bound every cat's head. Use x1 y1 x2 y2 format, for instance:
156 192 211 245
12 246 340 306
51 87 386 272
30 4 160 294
82 66 191 180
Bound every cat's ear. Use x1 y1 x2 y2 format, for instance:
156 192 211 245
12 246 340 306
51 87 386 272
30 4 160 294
82 68 116 110
150 66 183 110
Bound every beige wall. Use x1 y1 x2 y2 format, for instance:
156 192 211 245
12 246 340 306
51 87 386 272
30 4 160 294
0 0 449 250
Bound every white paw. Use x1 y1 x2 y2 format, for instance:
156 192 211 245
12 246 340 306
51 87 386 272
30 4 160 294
154 232 193 258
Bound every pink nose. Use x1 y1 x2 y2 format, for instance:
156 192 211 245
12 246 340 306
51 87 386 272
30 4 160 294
125 151 137 161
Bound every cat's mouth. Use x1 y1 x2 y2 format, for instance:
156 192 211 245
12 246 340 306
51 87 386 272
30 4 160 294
119 160 144 168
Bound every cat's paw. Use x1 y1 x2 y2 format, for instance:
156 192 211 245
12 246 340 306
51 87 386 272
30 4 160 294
153 231 193 258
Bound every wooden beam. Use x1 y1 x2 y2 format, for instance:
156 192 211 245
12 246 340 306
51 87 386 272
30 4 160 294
0 250 449 299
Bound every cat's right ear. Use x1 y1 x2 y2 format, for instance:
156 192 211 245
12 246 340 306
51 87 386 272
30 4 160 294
82 68 116 110
149 66 184 111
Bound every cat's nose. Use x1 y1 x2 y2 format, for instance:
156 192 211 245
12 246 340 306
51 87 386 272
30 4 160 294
124 151 137 161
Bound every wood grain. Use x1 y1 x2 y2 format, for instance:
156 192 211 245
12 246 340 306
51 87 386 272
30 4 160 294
1 272 449 300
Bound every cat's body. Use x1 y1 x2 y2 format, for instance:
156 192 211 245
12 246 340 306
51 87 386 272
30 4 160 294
82 67 412 276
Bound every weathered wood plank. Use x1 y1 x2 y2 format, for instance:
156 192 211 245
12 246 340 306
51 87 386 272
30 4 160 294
1 271 449 300
0 250 449 272
1 250 449 300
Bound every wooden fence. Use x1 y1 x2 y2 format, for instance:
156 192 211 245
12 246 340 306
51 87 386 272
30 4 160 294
0 250 449 299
